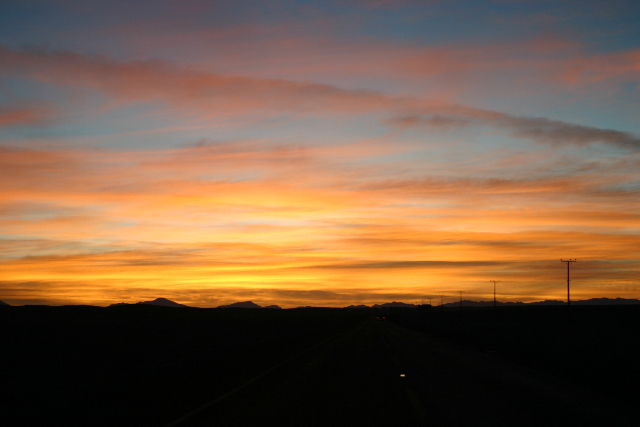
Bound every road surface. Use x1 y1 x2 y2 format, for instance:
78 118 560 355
167 317 636 426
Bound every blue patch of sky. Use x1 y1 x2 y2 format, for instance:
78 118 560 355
549 1 640 53
304 0 640 57
347 1 546 45
0 1 64 46
0 2 164 59
599 180 640 193
0 77 65 105
3 0 639 53
1 100 166 145
13 110 387 152
0 0 318 51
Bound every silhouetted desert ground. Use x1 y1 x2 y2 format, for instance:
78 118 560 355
1 305 369 426
2 305 638 426
386 305 640 409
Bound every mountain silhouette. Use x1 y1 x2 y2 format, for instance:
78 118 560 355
372 301 416 308
0 299 10 306
137 298 190 307
108 298 189 308
217 301 262 308
263 305 283 309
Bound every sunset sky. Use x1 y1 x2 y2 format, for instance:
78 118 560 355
1 0 639 307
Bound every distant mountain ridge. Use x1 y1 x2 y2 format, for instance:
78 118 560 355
109 298 189 308
107 297 640 309
342 297 640 309
109 298 283 309
439 297 640 308
217 301 282 309
372 301 416 308
0 299 10 306
217 301 262 308
138 298 190 308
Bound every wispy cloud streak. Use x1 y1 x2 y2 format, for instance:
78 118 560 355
2 45 638 149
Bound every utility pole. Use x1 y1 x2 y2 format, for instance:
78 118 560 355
440 294 443 307
457 291 463 311
428 297 432 306
560 259 576 309
490 280 500 308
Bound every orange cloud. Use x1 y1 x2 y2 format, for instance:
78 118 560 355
2 40 640 307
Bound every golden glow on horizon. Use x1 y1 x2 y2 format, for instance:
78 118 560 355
1 4 640 307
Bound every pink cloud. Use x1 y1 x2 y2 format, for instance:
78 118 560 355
0 106 52 127
0 45 393 118
558 50 640 86
3 44 639 149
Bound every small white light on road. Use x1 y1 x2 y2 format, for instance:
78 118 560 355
400 374 406 377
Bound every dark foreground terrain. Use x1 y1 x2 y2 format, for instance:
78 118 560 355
2 305 639 426
1 305 368 426
386 305 640 410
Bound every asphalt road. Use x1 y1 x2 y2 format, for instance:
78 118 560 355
168 317 636 427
